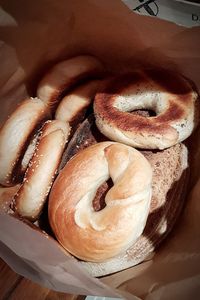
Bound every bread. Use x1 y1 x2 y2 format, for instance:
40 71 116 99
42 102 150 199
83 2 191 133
55 79 102 128
94 69 198 149
48 141 152 262
13 120 70 221
37 55 104 110
0 98 50 186
50 117 189 276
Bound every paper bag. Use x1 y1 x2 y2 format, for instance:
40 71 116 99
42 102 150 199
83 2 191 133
0 1 200 299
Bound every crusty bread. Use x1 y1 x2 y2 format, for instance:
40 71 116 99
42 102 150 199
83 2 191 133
0 98 50 186
37 55 104 110
13 120 70 221
53 116 189 276
55 79 102 128
94 69 198 150
48 142 152 262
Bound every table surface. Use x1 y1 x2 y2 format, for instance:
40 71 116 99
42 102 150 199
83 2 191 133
0 258 84 300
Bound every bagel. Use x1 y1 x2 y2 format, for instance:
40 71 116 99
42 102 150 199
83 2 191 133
0 98 50 186
55 79 102 129
13 120 70 221
51 116 189 276
94 69 199 149
48 141 152 262
37 55 104 110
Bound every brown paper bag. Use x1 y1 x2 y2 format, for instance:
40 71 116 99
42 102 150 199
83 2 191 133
0 1 200 299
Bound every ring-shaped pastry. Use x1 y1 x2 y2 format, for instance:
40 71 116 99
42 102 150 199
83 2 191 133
13 120 70 221
94 69 199 149
48 142 152 262
0 98 49 186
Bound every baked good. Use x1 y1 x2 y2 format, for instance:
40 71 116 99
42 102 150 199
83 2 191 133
0 98 50 186
55 79 102 130
48 141 152 262
0 58 196 277
48 117 189 276
94 69 198 149
13 120 70 221
37 55 104 110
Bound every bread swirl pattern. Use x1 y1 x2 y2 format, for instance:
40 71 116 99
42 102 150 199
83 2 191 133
0 98 50 186
48 142 152 262
94 69 198 149
13 120 70 221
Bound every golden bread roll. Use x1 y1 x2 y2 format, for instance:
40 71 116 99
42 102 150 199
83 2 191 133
48 142 152 262
0 98 50 186
13 120 70 221
53 117 189 276
37 55 104 110
55 79 102 129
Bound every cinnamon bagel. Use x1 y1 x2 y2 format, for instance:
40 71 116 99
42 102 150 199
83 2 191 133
0 98 50 186
48 142 152 262
37 55 104 110
94 69 199 149
13 120 70 221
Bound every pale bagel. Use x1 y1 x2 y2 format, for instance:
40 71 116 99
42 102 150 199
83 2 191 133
13 120 70 221
55 79 102 128
48 142 152 262
37 55 104 110
0 98 49 186
94 69 199 149
55 116 189 276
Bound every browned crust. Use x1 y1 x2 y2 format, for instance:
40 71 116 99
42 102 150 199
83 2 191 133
0 98 50 186
49 116 189 276
13 120 70 221
49 70 106 111
94 70 196 142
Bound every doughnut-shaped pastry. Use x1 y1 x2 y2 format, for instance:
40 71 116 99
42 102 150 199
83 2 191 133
94 69 199 149
48 142 152 262
0 98 50 186
55 80 102 127
13 120 70 221
37 55 104 110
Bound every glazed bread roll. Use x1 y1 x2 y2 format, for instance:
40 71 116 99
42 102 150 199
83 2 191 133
94 69 199 149
37 55 104 110
13 120 70 221
48 142 152 262
0 98 49 186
